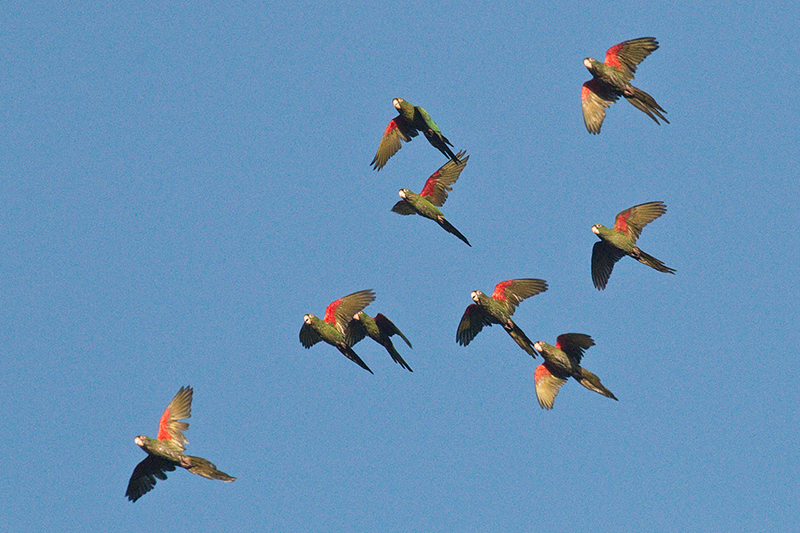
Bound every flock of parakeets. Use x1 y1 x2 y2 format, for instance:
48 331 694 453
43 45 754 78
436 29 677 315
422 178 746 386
126 37 674 502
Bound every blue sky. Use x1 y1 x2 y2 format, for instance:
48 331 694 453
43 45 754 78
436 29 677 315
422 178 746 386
2 1 799 531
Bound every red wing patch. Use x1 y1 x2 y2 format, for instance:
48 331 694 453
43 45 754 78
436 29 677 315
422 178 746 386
323 298 342 324
581 84 592 101
534 363 553 382
156 407 172 441
614 210 631 232
383 119 399 136
491 280 513 302
604 43 623 68
420 172 440 197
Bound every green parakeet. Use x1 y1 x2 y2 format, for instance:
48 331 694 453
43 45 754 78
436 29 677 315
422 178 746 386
125 386 236 502
299 289 376 373
456 279 548 357
582 37 669 134
591 201 676 290
392 151 471 246
532 334 617 409
346 311 414 372
371 97 460 170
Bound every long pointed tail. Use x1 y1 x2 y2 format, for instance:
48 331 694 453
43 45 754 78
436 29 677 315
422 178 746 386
575 367 618 401
185 456 236 482
438 217 471 247
636 249 676 275
340 345 374 374
506 323 538 358
625 86 669 125
384 341 413 372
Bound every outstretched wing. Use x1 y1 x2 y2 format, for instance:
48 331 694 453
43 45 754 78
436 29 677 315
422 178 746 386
581 79 619 134
534 363 567 410
371 115 416 171
456 304 494 346
591 240 626 290
155 386 192 449
555 333 595 365
391 199 416 216
126 455 176 502
613 201 667 241
419 152 468 207
299 321 322 348
604 37 659 78
374 313 412 348
323 289 376 333
344 317 368 347
491 278 548 316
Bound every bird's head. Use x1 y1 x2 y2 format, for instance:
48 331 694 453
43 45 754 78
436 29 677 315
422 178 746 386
591 224 602 235
470 290 483 303
303 314 314 325
583 58 597 72
134 435 147 448
353 311 363 321
392 98 404 110
398 189 409 199
533 341 544 352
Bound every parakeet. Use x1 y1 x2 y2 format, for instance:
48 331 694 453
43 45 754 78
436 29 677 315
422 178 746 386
346 311 414 372
392 151 471 246
456 279 548 357
299 289 376 373
532 334 617 409
591 201 676 290
125 386 236 502
371 97 460 170
581 37 669 134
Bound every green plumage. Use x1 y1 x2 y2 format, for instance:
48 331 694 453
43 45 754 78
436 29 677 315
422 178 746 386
346 312 413 372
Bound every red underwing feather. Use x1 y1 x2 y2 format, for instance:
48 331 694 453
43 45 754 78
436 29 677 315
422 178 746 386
614 210 631 232
605 43 623 68
383 119 399 136
156 407 171 441
581 83 593 101
324 298 342 324
420 172 440 198
491 280 513 302
534 363 553 382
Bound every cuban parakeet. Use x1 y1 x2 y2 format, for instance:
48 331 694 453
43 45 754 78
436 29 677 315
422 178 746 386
456 278 548 357
299 289 376 373
346 311 414 372
126 386 236 502
371 97 460 170
532 334 618 409
591 201 676 290
582 37 669 134
392 151 471 246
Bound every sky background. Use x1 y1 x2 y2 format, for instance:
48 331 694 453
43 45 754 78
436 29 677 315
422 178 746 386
1 1 799 531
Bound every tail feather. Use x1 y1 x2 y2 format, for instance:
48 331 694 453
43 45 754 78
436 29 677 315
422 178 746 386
185 456 236 482
625 87 669 125
384 341 413 372
575 367 618 401
506 324 538 358
438 217 471 247
637 249 676 274
340 345 374 374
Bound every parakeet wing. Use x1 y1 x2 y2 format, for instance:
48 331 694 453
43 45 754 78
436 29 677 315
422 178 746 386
299 321 322 348
591 240 626 290
555 333 595 365
581 79 619 134
391 199 416 215
613 201 667 241
371 116 416 171
344 317 368 347
155 386 192 449
534 363 567 410
324 289 376 332
491 278 548 315
374 313 412 348
420 152 468 207
456 304 494 346
604 37 659 78
125 455 177 502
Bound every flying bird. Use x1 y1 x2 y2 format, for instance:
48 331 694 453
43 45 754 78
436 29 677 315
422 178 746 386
591 201 676 290
126 386 236 502
299 289 376 373
371 97 460 170
581 37 669 134
346 311 414 372
456 278 548 357
532 334 618 409
392 151 471 246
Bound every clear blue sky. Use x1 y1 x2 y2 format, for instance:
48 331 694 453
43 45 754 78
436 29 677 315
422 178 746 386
2 1 798 531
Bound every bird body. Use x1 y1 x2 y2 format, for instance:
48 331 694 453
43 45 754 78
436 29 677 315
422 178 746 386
581 37 668 133
532 334 617 409
591 201 675 290
126 386 235 502
300 289 376 373
392 152 471 246
346 311 413 371
371 98 459 170
456 279 548 357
